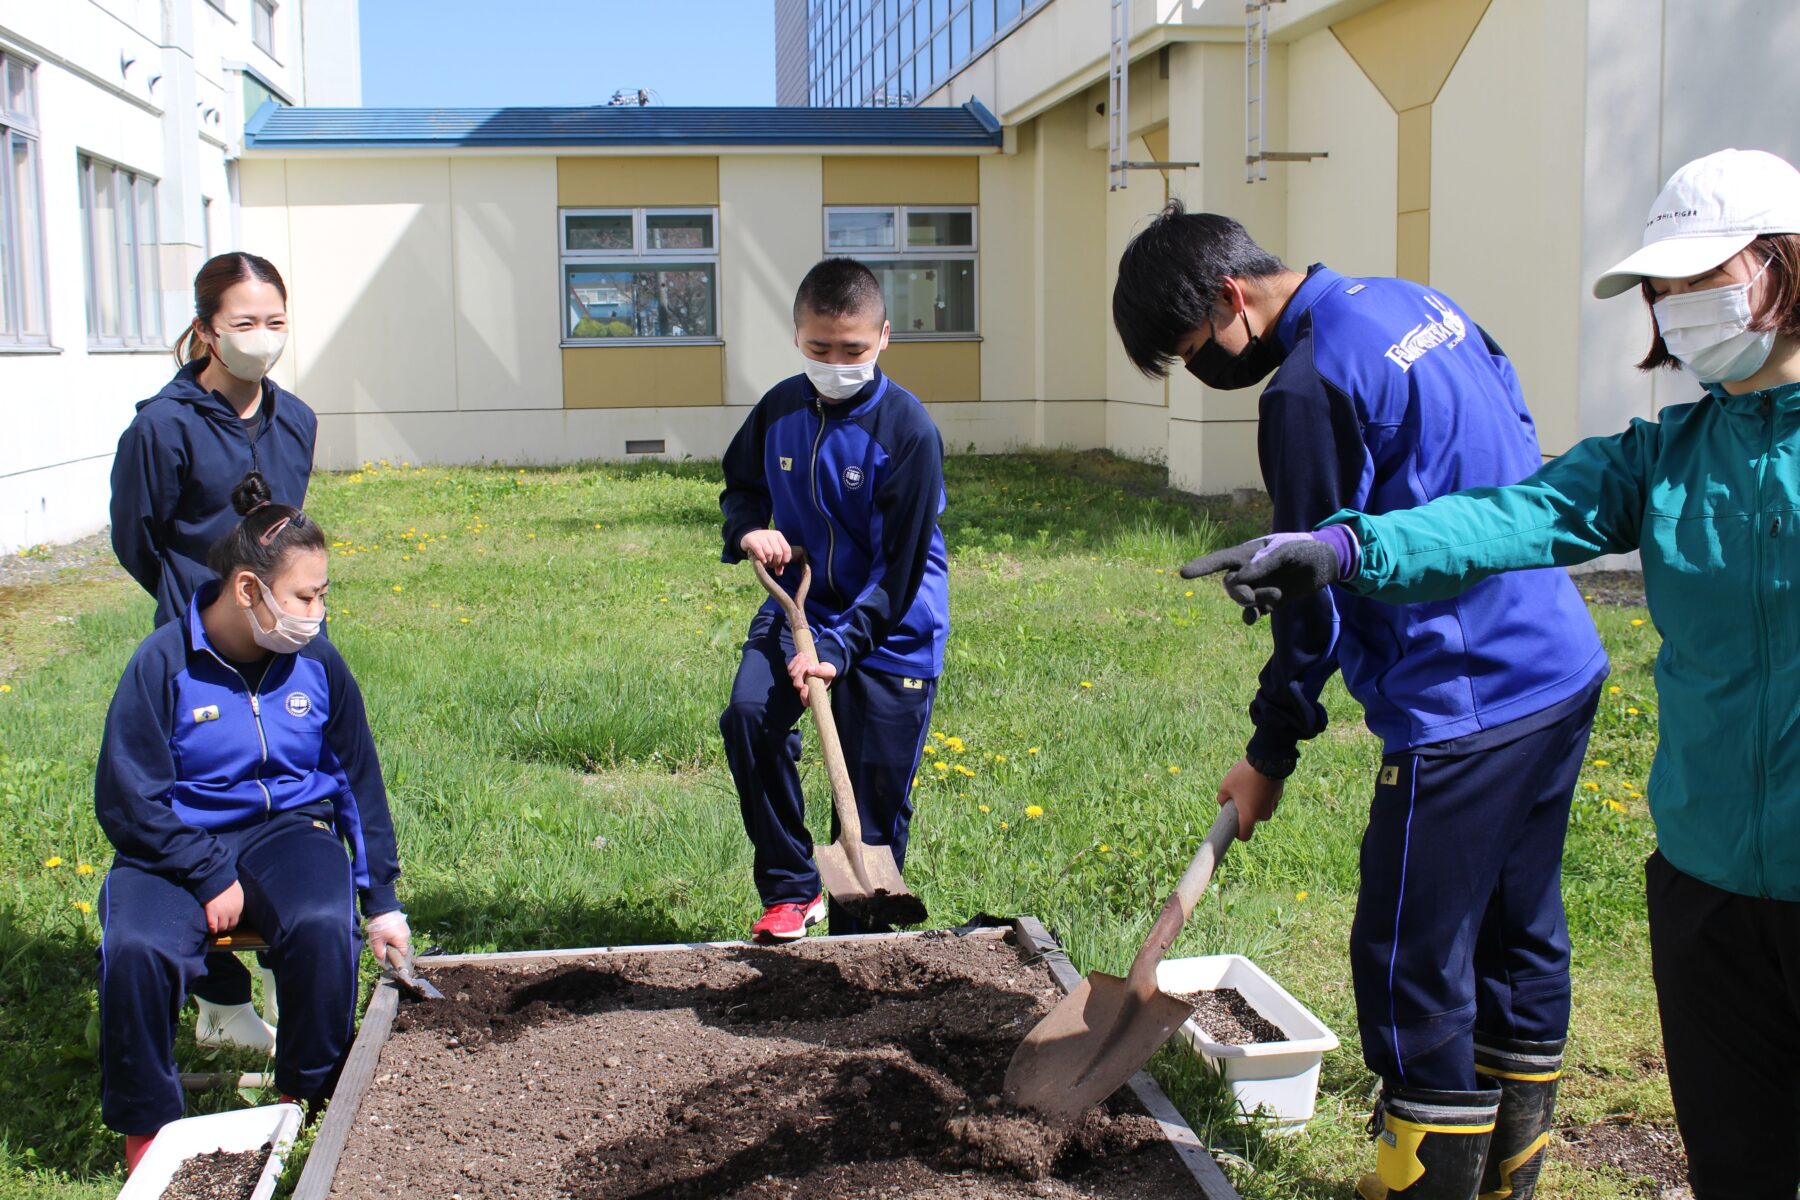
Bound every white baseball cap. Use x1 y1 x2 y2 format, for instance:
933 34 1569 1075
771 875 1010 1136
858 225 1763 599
1593 148 1800 299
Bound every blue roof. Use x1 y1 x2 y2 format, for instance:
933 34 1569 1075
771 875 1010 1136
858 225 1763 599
244 100 1003 151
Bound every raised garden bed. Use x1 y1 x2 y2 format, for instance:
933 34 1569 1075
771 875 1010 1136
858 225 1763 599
295 918 1238 1200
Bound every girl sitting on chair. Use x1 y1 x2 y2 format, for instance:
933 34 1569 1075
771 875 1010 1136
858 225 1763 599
93 470 408 1171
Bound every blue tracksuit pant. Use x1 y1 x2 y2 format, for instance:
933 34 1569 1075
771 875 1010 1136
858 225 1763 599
98 804 361 1134
1349 687 1598 1090
720 604 935 932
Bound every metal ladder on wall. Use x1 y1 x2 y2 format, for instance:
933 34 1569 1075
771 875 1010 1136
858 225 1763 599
1244 0 1327 183
1107 0 1197 190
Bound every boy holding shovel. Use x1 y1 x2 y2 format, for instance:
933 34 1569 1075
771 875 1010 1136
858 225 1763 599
718 257 949 942
1112 205 1606 1200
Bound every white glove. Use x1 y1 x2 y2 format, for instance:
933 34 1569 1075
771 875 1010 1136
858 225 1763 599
364 910 411 966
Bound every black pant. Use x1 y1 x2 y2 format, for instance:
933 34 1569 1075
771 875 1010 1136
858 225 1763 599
1646 851 1800 1200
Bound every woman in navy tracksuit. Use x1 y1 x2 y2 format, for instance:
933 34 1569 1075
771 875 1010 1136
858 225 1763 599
110 252 317 1027
96 473 407 1171
719 258 949 942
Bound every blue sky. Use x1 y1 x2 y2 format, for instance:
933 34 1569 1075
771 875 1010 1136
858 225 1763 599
359 2 776 108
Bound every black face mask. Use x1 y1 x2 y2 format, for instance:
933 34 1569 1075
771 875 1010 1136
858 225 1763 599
1184 307 1283 390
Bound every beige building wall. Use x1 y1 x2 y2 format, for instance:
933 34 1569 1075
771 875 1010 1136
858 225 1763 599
719 155 824 408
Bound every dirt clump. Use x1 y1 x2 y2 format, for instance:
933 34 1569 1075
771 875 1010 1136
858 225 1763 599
1559 1119 1688 1195
161 1145 271 1200
335 930 1203 1199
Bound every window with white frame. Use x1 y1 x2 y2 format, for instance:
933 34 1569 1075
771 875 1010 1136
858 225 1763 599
252 0 277 55
79 155 162 348
0 51 49 346
825 205 976 338
560 208 719 342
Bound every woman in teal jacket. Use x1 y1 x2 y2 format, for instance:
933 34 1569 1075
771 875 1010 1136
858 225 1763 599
1187 148 1800 1200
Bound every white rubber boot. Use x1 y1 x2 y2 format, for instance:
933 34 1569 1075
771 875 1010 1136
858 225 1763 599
195 999 277 1054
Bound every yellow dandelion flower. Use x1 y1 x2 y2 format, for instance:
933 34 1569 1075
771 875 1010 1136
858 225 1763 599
1099 844 1112 854
999 820 1010 829
934 761 949 771
659 597 670 604
955 765 976 777
1593 759 1610 768
933 731 946 741
1080 681 1093 689
1295 890 1309 902
1185 590 1194 598
995 755 1007 764
979 804 992 813
1609 685 1622 695
1631 618 1646 627
1584 594 1594 601
402 555 411 561
705 604 715 611
0 684 10 694
1627 707 1641 716
431 602 441 609
1606 799 1628 814
43 857 62 869
392 585 403 593
76 863 94 876
1168 765 1181 775
527 533 537 540
74 900 92 914
459 617 471 624
1027 747 1040 755
1024 805 1044 819
1155 568 1166 575
1583 782 1600 792
593 523 603 529
946 736 964 751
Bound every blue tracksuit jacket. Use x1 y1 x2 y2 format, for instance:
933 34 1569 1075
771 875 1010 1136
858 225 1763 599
111 361 317 628
94 582 400 916
720 368 949 677
1248 265 1606 762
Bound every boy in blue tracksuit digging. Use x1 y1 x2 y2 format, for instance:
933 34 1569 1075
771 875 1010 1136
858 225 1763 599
95 472 407 1172
1113 205 1607 1200
719 257 949 943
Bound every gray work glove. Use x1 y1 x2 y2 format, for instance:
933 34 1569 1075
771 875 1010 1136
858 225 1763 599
1181 531 1351 624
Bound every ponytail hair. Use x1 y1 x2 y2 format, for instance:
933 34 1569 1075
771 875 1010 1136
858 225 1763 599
174 252 289 366
207 471 326 583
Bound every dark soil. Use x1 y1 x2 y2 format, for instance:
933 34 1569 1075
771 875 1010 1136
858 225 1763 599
1559 1119 1688 1195
331 930 1205 1199
1572 570 1647 608
162 1145 272 1200
1173 988 1286 1046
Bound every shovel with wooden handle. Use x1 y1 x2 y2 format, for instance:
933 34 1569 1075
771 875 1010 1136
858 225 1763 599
1003 802 1239 1124
753 552 928 929
383 944 444 1001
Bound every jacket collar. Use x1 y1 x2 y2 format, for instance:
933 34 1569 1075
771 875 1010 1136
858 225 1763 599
175 359 280 426
813 364 890 420
185 579 277 675
1705 377 1800 415
1271 264 1339 354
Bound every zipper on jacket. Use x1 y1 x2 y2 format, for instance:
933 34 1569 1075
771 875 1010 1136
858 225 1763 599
1749 407 1775 896
809 398 839 597
202 646 276 815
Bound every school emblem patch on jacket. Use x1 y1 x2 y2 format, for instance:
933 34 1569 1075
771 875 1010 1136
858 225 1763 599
842 465 865 490
285 691 312 718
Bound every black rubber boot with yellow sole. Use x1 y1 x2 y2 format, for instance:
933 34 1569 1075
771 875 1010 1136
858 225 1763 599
1355 1086 1501 1200
1474 1036 1564 1200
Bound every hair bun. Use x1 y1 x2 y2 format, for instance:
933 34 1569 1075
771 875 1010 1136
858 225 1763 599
230 470 273 516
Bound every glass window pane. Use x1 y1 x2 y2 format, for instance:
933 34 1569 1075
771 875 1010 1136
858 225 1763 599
949 4 966 66
253 1 274 53
906 209 974 248
998 0 1021 25
85 160 121 339
4 58 32 123
974 0 995 46
865 258 976 335
827 209 896 250
565 213 633 252
565 264 716 339
0 136 12 335
646 213 713 251
11 136 45 335
135 175 161 341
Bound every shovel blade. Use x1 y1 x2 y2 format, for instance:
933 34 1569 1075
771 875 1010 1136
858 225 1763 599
815 839 928 928
1003 971 1197 1125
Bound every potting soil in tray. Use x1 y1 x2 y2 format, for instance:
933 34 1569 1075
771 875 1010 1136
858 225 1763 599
1172 988 1286 1046
331 930 1205 1199
162 1145 272 1200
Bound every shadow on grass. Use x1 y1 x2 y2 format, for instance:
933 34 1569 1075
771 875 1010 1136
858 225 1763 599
0 906 108 1178
404 885 705 956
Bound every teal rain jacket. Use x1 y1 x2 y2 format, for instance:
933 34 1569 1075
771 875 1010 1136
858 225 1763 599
1326 379 1800 900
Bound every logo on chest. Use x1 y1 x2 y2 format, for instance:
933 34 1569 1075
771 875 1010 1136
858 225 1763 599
192 704 221 724
285 691 313 718
779 456 794 472
842 465 865 490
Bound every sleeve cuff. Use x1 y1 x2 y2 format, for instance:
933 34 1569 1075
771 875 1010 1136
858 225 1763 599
815 632 850 675
359 883 401 918
1244 729 1301 779
191 864 239 906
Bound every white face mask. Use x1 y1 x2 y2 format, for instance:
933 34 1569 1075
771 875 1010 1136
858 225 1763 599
1653 259 1774 384
247 576 322 653
212 327 288 383
801 353 878 401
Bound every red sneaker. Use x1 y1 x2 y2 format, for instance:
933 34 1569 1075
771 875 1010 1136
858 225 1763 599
752 895 825 943
124 1134 156 1174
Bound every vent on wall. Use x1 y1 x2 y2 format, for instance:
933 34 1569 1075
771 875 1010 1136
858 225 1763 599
625 439 666 455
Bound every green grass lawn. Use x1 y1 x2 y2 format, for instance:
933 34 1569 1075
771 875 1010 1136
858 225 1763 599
0 451 1672 1199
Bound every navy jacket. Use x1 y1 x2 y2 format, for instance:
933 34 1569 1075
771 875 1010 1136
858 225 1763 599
94 582 401 916
720 368 950 678
1248 265 1606 763
111 361 318 627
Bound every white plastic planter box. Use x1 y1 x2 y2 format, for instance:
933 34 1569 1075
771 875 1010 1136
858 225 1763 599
117 1104 301 1200
1159 954 1338 1134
